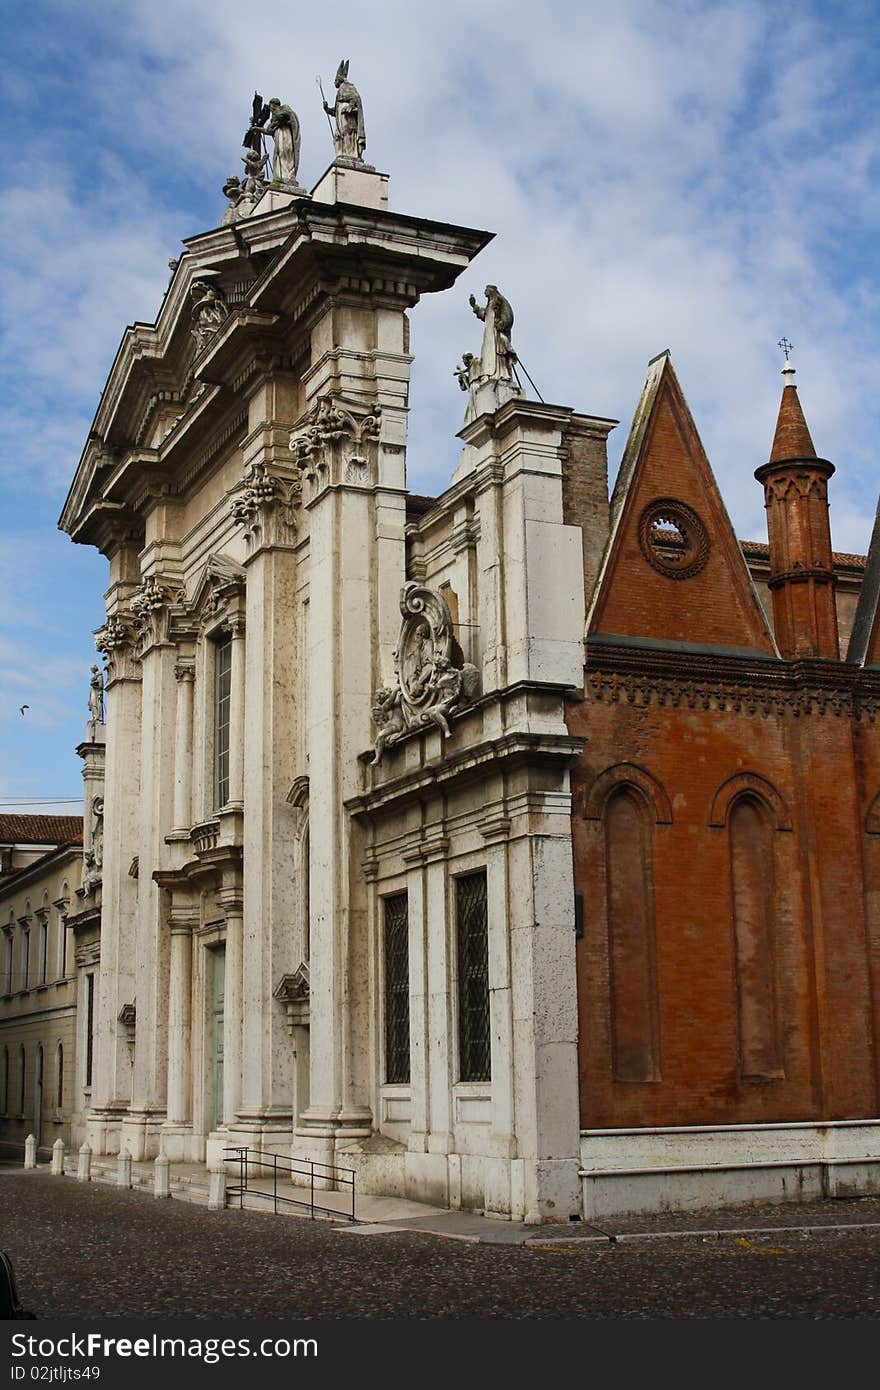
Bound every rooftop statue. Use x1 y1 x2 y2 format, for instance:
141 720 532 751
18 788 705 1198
322 60 367 165
469 284 518 383
249 92 302 189
453 285 522 435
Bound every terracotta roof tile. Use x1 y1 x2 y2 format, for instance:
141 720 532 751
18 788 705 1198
0 815 83 846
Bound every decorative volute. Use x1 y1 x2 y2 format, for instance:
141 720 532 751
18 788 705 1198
754 357 839 660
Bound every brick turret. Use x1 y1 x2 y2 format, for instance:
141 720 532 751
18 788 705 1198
754 358 839 659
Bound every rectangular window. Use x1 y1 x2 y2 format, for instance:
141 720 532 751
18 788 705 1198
85 973 95 1089
3 934 12 994
59 915 67 979
215 634 232 809
21 930 29 992
38 921 48 984
456 871 491 1082
383 894 410 1084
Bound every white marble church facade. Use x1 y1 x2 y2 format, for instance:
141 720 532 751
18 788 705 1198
60 90 603 1223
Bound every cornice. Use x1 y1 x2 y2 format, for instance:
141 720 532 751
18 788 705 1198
348 729 584 819
585 638 880 718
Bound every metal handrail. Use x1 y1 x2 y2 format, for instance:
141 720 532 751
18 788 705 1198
223 1146 357 1222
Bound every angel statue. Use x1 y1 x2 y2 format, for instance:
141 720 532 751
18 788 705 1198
250 93 302 187
323 60 367 164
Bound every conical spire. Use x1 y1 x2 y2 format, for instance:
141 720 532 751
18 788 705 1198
769 356 817 462
755 351 838 659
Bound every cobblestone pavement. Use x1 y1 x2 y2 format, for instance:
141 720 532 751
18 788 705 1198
3 1170 880 1319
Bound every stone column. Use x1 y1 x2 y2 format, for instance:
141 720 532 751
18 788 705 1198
220 888 243 1127
127 635 177 1158
89 581 142 1155
172 662 195 832
165 916 194 1126
227 618 246 808
237 522 298 1148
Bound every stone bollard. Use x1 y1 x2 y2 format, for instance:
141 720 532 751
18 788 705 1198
23 1134 37 1169
51 1138 65 1175
154 1153 171 1199
77 1142 92 1182
207 1166 227 1211
117 1148 132 1188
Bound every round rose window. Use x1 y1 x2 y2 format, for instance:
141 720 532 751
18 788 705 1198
638 499 709 579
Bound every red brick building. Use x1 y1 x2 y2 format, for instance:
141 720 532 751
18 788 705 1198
566 351 880 1211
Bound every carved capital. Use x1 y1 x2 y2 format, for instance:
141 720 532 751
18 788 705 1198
289 394 381 500
228 461 301 554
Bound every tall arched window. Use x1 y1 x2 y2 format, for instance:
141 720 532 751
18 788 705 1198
55 1042 64 1112
18 1044 25 1115
729 795 781 1078
1 1046 8 1112
604 787 660 1082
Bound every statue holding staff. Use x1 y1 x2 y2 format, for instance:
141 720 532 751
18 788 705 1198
322 60 367 164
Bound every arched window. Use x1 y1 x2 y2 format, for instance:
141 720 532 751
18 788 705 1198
604 787 660 1082
729 796 781 1078
55 1042 64 1112
18 1045 25 1115
1 1046 8 1112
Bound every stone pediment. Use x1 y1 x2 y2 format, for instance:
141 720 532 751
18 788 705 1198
189 554 246 623
274 962 310 1030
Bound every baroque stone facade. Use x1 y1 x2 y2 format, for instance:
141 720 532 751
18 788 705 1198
57 95 880 1221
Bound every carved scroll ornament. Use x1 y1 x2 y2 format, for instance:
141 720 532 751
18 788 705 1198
371 582 480 763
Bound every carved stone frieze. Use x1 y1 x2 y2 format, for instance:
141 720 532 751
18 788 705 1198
288 394 381 498
371 582 481 763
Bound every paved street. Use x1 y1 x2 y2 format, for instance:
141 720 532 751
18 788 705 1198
3 1169 880 1319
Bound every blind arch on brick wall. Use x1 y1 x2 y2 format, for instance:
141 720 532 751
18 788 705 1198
583 761 673 825
604 786 661 1083
708 771 792 831
728 794 783 1080
864 790 880 835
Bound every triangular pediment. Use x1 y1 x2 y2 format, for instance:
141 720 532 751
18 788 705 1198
588 353 778 656
189 553 246 618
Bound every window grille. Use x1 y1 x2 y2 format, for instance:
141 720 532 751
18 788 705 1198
456 871 491 1082
383 894 410 1084
215 634 232 809
85 974 95 1089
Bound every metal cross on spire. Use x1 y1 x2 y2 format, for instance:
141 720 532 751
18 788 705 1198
778 336 794 361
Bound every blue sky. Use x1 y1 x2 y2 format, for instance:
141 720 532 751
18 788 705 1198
1 0 879 812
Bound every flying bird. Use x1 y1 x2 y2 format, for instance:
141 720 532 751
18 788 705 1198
19 705 28 715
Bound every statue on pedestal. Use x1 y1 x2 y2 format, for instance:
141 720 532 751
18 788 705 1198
453 285 523 436
322 60 367 164
469 285 518 383
87 664 104 725
250 94 302 187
